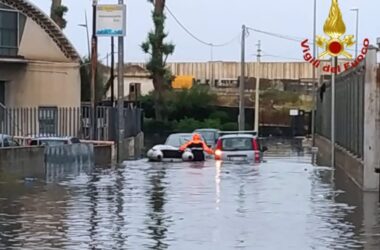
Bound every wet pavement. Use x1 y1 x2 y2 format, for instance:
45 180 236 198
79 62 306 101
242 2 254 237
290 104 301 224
0 157 379 249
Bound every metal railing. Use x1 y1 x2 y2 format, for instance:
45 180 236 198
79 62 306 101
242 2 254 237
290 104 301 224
316 61 365 158
0 105 142 141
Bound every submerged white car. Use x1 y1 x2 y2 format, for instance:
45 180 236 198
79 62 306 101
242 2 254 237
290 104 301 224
147 133 207 162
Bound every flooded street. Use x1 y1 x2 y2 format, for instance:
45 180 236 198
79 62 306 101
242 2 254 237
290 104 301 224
0 157 379 249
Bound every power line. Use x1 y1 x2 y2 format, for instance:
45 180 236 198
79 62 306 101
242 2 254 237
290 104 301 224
165 5 239 47
247 26 357 55
252 53 303 61
246 26 304 43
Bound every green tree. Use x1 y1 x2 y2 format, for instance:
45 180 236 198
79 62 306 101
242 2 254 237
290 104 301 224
80 57 107 102
141 0 175 121
50 0 68 29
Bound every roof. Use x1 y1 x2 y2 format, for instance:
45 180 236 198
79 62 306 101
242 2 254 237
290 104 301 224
0 0 80 61
194 129 220 132
31 136 75 140
220 134 256 139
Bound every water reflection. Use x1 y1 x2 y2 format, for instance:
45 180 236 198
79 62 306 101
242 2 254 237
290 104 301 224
0 158 379 249
144 167 169 249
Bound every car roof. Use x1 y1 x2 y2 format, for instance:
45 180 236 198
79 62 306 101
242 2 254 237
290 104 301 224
31 136 74 140
0 134 12 141
194 128 220 132
168 133 193 137
219 134 256 139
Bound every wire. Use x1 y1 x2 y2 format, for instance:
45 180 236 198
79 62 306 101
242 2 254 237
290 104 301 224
246 26 304 43
262 54 304 61
165 5 239 47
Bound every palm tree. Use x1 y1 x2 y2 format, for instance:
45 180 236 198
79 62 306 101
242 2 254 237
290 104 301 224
50 0 68 29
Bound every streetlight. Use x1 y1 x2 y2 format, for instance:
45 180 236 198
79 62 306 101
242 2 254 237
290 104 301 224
78 11 91 58
350 8 359 58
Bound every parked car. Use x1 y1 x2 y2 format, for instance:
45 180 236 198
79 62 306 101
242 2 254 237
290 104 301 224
214 131 267 163
0 134 20 147
147 133 207 162
193 128 221 148
28 136 81 146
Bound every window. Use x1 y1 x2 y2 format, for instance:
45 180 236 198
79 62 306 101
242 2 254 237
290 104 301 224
0 8 26 56
222 137 253 151
165 135 192 147
70 137 81 144
0 81 4 105
38 107 58 135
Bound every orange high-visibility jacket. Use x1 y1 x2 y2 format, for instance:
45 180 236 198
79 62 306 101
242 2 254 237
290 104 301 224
179 134 214 155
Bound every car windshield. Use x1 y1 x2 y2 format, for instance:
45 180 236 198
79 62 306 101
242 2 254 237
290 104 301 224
222 137 253 151
197 131 215 142
40 140 67 146
165 134 192 147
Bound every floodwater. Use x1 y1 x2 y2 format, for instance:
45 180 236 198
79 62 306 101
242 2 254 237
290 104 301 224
0 157 379 249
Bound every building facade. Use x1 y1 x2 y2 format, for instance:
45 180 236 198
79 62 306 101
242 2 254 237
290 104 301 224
0 0 81 109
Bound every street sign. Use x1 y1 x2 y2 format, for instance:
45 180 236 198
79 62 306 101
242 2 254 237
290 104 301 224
96 4 126 37
290 109 299 116
311 147 319 153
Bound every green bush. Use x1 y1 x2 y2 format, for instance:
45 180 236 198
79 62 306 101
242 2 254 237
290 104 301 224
144 118 174 133
202 118 221 129
220 122 238 131
209 111 230 123
174 118 202 132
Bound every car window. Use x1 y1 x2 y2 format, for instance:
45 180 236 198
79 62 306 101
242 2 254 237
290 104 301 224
8 139 19 147
30 140 39 146
222 137 253 151
165 135 192 147
198 132 215 142
40 140 66 146
70 138 81 144
2 138 9 147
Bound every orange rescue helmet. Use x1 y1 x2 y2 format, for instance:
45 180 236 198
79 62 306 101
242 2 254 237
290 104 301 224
192 133 201 141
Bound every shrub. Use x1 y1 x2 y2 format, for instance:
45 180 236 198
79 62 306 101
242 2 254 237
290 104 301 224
220 122 238 131
174 118 202 133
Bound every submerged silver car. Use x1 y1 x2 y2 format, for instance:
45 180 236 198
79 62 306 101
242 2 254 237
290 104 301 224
0 134 19 147
214 132 267 163
147 133 207 162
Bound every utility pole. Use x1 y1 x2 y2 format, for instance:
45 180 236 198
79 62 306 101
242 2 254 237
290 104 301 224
311 0 317 163
111 37 115 106
239 25 246 131
91 0 98 140
350 8 359 58
331 56 337 168
210 44 214 88
254 40 261 133
117 0 126 163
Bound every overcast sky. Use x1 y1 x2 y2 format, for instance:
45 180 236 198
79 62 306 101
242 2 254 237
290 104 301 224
30 0 379 64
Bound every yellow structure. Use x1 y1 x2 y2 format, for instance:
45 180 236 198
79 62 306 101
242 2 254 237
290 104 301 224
171 75 194 89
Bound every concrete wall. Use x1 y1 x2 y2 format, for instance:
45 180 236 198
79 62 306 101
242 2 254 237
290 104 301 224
316 135 365 188
158 61 350 81
94 145 113 166
18 17 70 62
0 61 80 108
122 132 144 161
0 146 45 179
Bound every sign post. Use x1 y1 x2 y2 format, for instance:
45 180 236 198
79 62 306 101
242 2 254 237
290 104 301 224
95 3 126 163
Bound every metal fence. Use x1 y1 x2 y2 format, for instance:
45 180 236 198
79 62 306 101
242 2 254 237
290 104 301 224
0 105 142 141
316 61 365 158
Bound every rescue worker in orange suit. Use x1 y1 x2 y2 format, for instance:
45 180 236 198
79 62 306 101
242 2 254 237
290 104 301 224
179 133 214 155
